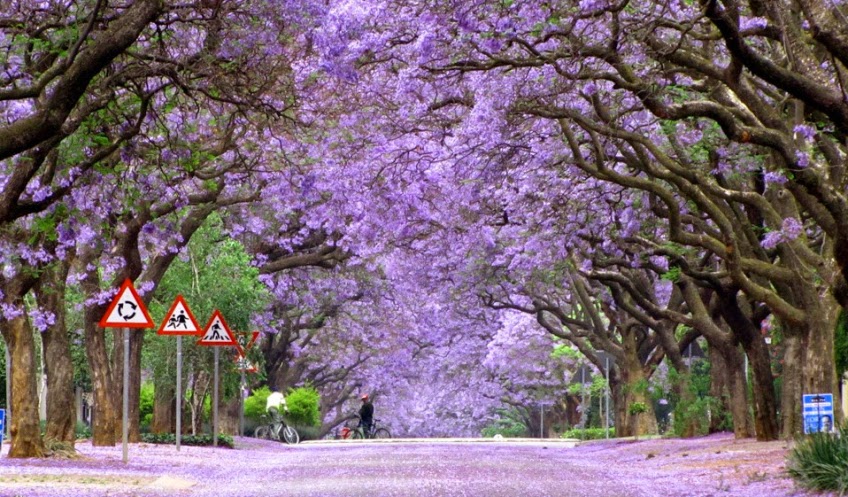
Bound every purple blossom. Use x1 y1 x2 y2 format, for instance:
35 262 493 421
795 150 810 168
781 217 803 241
761 230 783 250
793 124 816 141
763 171 787 185
29 308 56 332
739 16 768 30
0 302 24 321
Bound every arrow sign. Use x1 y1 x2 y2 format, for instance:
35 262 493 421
99 279 154 328
198 310 238 347
157 295 202 336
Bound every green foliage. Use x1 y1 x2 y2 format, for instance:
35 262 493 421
139 382 155 431
144 213 272 431
561 427 612 440
628 402 648 415
661 266 681 282
787 428 848 494
244 386 271 422
141 432 234 448
589 375 609 396
551 343 579 359
481 410 528 438
286 386 321 427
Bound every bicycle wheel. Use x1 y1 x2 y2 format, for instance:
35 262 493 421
374 428 391 439
255 425 271 440
282 425 300 444
350 428 364 439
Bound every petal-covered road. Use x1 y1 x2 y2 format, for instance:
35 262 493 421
0 434 809 496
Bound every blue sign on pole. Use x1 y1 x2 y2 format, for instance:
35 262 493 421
803 393 834 434
0 408 5 447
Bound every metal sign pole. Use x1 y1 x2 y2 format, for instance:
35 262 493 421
239 368 245 437
176 336 182 451
213 347 219 447
122 327 130 464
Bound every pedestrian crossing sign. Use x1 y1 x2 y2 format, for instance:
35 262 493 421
157 295 202 336
197 310 237 347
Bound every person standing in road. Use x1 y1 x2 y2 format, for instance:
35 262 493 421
359 393 374 435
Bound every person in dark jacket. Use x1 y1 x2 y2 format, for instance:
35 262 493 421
358 393 374 434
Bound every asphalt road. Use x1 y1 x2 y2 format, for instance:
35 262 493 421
0 435 799 497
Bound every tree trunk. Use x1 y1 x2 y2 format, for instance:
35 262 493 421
82 270 119 446
621 328 658 437
716 342 754 437
802 299 840 418
708 345 731 434
780 331 805 439
717 290 779 440
152 378 175 434
189 370 211 435
1 314 45 457
35 260 76 445
221 397 240 435
744 337 780 440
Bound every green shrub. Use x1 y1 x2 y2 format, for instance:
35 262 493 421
481 417 528 438
286 386 321 427
139 382 154 431
141 432 234 448
788 429 848 493
561 427 613 440
244 386 271 423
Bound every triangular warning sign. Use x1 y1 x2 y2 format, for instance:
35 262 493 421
198 310 237 347
157 295 202 336
99 278 154 328
235 354 258 373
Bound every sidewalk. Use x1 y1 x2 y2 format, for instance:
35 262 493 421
302 437 581 447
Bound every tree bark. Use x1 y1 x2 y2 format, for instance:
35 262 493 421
620 328 658 437
780 331 805 439
82 269 118 446
152 377 175 434
716 290 780 440
35 260 76 445
0 313 45 457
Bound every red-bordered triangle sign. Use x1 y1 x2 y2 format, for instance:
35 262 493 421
198 310 237 347
234 354 258 373
157 295 202 336
99 278 154 328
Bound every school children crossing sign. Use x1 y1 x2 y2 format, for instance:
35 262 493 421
157 295 202 336
198 310 237 346
99 279 154 328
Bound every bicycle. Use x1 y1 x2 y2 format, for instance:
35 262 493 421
255 413 300 444
348 415 391 439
